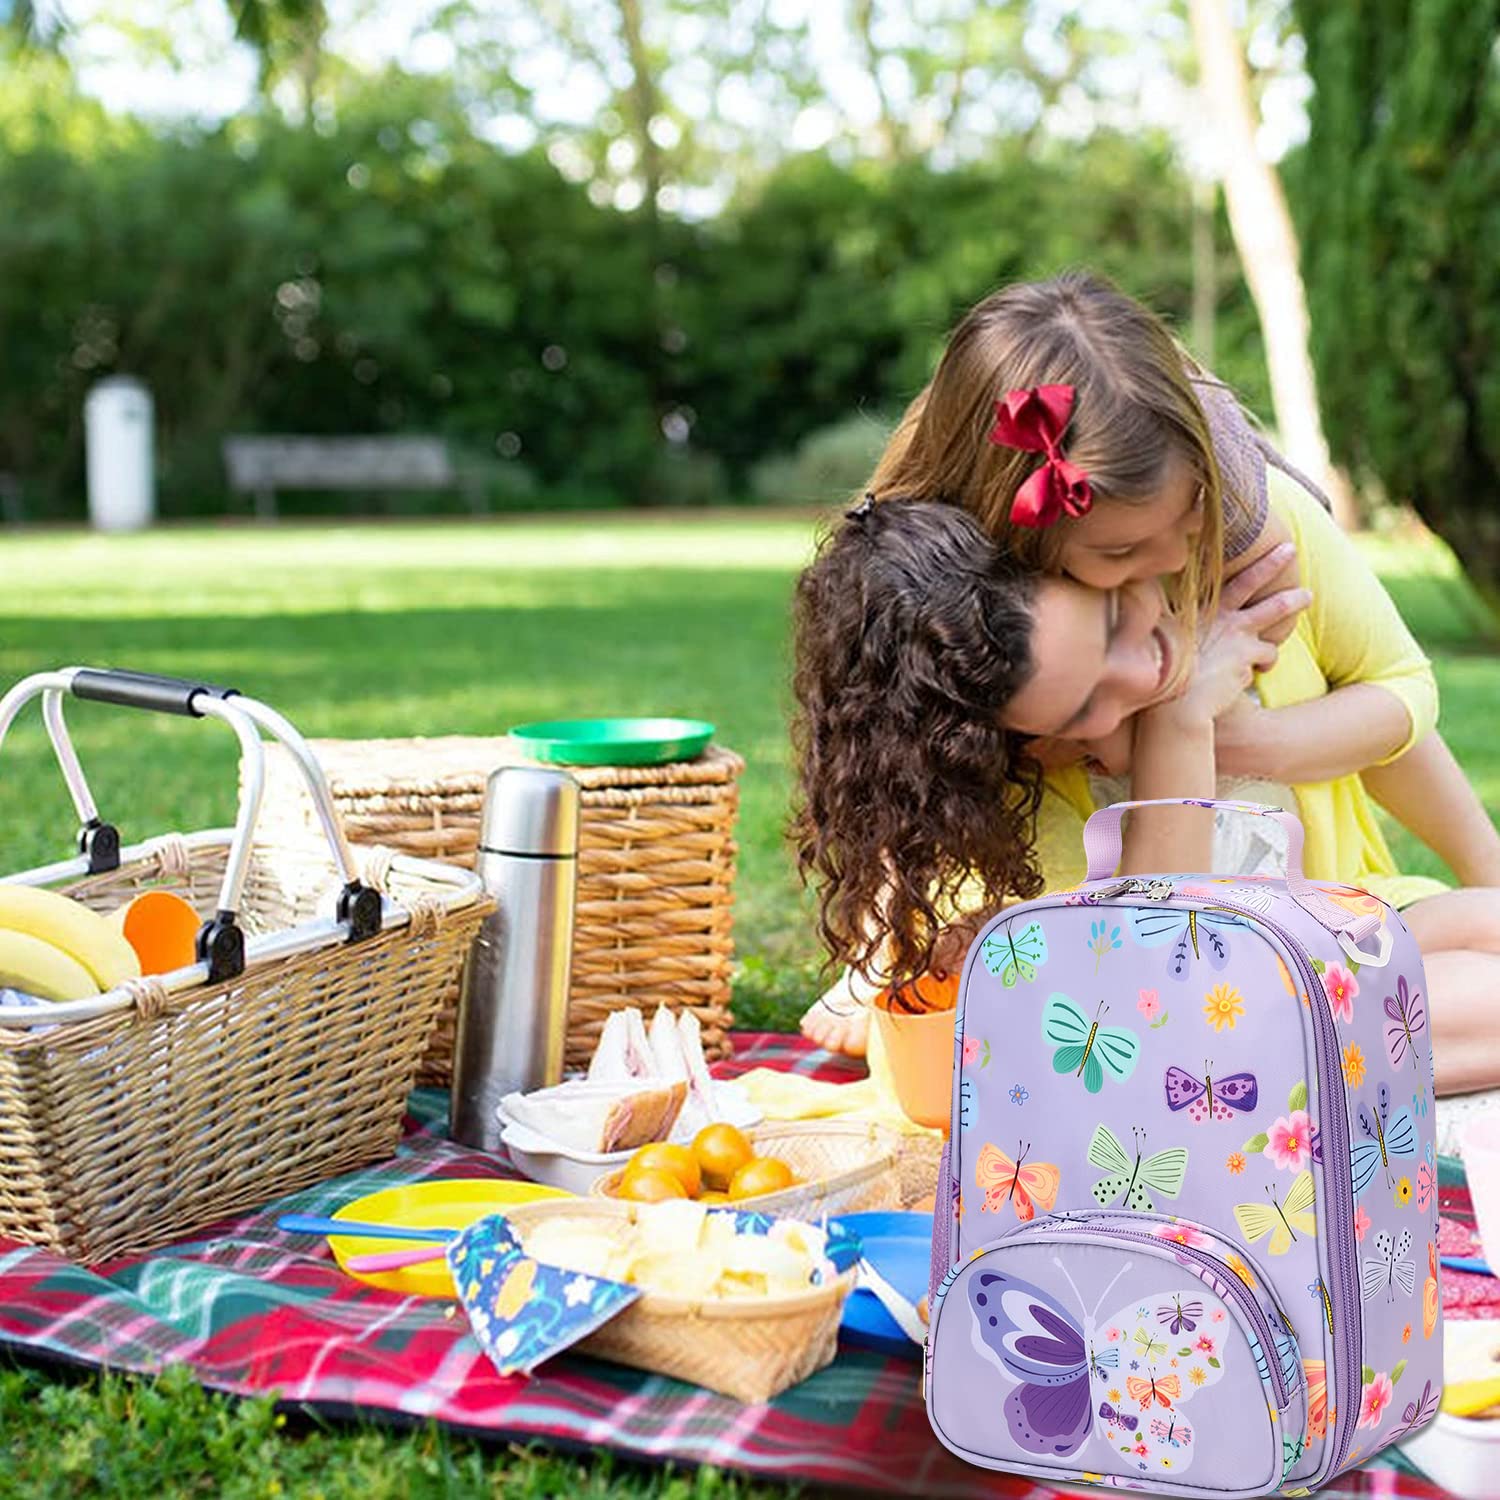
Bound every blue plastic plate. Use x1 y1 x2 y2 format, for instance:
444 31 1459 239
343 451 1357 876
833 1210 933 1358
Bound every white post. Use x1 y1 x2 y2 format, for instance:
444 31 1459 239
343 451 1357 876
84 376 156 532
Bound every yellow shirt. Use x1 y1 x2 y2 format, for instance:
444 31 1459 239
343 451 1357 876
1034 477 1445 909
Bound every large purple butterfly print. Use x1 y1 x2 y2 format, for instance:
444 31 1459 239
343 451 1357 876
966 1263 1226 1475
1384 976 1427 1071
1164 1065 1258 1124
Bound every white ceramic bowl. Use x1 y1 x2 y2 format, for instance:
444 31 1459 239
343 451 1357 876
1461 1107 1500 1265
498 1081 762 1197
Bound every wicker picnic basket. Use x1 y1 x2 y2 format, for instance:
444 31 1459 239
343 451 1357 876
254 735 743 1081
504 1197 856 1404
591 1121 901 1218
0 669 490 1265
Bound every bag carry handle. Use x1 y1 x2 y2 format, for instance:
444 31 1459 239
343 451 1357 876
0 667 383 981
1080 796 1387 955
1082 797 1309 883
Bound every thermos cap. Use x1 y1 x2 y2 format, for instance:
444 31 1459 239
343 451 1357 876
479 766 580 857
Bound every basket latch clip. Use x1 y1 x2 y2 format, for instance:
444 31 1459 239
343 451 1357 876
196 911 246 983
338 881 383 944
79 818 122 874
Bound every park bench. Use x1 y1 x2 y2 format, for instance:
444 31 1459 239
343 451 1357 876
222 435 483 519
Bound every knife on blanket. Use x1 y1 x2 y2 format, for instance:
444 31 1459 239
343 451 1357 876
856 1257 926 1346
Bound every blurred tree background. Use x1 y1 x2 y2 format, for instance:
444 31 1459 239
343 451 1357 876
0 0 1295 520
7 0 1492 554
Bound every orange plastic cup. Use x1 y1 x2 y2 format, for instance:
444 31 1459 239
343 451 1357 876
110 890 201 976
872 972 959 1132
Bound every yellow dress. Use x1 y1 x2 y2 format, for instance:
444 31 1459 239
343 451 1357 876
1036 476 1447 910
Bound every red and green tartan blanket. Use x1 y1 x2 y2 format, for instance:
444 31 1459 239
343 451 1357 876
0 1033 1480 1497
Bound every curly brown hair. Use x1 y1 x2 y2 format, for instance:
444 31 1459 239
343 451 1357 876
789 499 1046 991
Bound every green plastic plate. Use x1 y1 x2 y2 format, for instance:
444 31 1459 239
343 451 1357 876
509 717 716 767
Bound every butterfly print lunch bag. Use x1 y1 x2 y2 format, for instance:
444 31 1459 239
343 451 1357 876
924 798 1442 1497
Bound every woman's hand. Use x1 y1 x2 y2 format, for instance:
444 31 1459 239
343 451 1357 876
1164 543 1310 726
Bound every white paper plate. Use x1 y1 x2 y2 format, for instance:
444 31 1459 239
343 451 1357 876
498 1081 762 1196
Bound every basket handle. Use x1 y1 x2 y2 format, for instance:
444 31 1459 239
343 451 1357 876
0 668 382 980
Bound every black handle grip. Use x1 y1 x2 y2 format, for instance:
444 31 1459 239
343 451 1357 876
70 669 238 718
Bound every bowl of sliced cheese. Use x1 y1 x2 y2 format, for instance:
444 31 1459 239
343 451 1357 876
502 1197 857 1403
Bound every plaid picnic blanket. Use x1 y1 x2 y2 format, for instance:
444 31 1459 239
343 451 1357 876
0 1032 1475 1498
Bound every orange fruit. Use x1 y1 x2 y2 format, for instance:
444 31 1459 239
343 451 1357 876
692 1123 754 1191
617 1168 688 1203
626 1142 702 1198
727 1156 796 1201
110 890 200 977
699 1190 731 1205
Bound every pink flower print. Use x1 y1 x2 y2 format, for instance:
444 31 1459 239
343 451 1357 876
1324 964 1360 1023
1265 1110 1315 1172
1354 1204 1372 1243
1105 1327 1122 1343
962 1036 981 1066
1359 1372 1395 1429
1137 989 1161 1022
1194 1333 1217 1357
1152 1222 1208 1249
1179 885 1213 900
1133 1442 1149 1459
1210 1309 1226 1324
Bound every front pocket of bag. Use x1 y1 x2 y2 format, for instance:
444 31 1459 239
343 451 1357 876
927 1219 1303 1496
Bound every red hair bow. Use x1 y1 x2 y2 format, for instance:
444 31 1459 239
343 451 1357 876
988 384 1093 528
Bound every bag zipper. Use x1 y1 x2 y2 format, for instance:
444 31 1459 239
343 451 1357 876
1032 1215 1294 1410
1085 886 1359 1479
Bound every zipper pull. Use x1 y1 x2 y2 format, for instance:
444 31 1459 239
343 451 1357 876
1087 877 1173 901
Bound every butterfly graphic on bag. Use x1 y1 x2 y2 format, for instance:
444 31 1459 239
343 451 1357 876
1149 1413 1193 1451
1362 1227 1417 1302
1350 1083 1418 1197
1384 975 1428 1071
1393 1380 1440 1441
974 1141 1061 1221
1164 1062 1259 1124
1128 1370 1180 1410
981 918 1049 988
967 1259 1226 1473
1158 1294 1202 1336
1043 995 1141 1094
1086 1123 1188 1213
1303 1360 1330 1441
1424 1242 1439 1339
1234 1172 1316 1256
1249 1323 1301 1395
1130 906 1246 982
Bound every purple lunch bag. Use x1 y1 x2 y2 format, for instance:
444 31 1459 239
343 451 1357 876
924 797 1443 1497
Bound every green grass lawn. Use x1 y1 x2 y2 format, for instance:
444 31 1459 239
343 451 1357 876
1 511 1496 1495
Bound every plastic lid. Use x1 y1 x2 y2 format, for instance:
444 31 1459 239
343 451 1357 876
478 766 580 856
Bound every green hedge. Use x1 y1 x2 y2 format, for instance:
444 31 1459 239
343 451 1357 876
0 62 1271 518
1291 0 1500 598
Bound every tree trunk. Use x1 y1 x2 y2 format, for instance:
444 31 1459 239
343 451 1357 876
1190 177 1217 368
1186 0 1360 527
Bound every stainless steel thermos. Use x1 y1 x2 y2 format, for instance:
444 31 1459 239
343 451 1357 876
450 765 579 1152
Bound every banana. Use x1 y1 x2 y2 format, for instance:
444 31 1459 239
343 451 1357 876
0 929 100 1002
0 885 141 990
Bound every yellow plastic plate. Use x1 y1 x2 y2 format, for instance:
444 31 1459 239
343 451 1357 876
329 1178 571 1299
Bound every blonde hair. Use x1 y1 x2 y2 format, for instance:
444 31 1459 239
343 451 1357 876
866 271 1226 613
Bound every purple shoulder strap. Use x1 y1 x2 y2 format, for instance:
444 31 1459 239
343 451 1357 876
1192 375 1333 560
